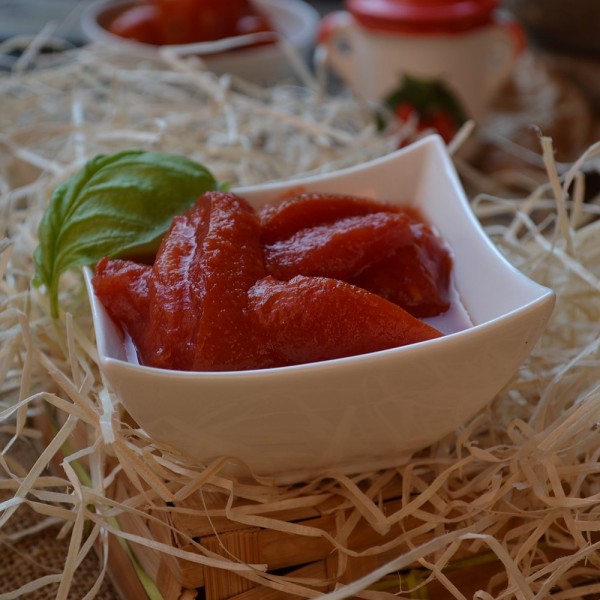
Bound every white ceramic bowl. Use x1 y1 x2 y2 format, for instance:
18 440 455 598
85 135 555 483
81 0 320 85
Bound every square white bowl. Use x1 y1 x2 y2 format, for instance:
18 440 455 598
85 135 554 483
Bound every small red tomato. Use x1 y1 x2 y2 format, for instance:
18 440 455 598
415 116 433 132
394 101 418 122
107 4 162 45
429 108 459 143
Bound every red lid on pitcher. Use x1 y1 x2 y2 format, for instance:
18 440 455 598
346 0 499 34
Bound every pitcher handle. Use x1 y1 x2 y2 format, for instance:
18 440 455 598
317 11 359 89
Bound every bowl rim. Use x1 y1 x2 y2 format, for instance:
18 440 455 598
84 135 555 380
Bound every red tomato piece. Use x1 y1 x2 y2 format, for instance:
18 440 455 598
249 275 443 367
264 212 415 281
429 108 459 144
189 191 267 371
94 192 267 371
154 0 200 45
155 0 257 44
394 101 418 122
141 192 266 371
142 199 211 370
92 257 152 347
93 191 453 372
352 222 453 317
259 192 402 245
107 4 162 45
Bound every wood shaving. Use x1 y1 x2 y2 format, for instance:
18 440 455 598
2 37 600 600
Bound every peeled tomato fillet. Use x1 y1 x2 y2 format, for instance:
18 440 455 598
248 275 443 367
142 199 211 370
259 192 404 244
351 222 453 318
265 212 415 281
190 192 268 371
92 257 151 350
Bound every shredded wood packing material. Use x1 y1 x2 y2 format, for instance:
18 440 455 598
1 35 600 600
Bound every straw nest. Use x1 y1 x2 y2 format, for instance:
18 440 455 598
1 32 600 600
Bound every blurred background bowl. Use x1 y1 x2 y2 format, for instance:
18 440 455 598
81 0 320 85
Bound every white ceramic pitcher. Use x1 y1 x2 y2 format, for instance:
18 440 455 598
319 0 523 127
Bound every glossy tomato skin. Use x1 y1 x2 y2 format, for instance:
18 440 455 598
92 258 152 351
188 191 268 372
249 275 443 367
94 192 266 371
261 192 452 318
106 4 162 45
259 192 401 245
264 212 415 281
143 191 266 371
142 199 212 370
351 222 452 317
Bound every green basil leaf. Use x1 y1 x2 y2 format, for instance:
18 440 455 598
33 150 219 318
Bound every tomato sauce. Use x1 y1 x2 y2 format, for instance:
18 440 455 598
93 191 453 371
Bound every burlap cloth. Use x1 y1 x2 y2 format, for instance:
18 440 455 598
0 436 118 600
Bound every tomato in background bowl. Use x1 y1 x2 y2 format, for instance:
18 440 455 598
106 3 162 44
107 0 275 46
82 0 320 85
